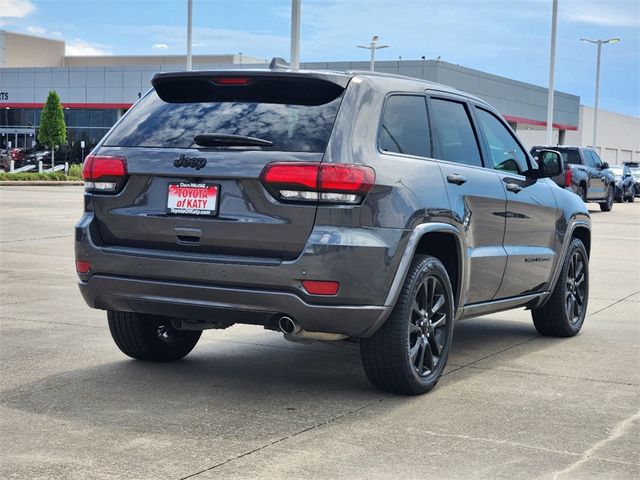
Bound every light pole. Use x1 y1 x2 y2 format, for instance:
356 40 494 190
186 0 193 71
357 35 389 72
545 0 558 145
581 37 620 149
290 0 301 70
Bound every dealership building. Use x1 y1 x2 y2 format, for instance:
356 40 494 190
1 30 638 164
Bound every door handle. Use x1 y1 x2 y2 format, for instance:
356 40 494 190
447 174 467 185
506 183 522 193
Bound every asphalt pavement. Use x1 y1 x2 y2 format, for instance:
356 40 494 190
1 185 638 479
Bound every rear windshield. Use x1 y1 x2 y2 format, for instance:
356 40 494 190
531 147 581 165
103 90 343 152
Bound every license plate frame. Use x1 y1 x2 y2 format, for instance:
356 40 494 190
166 182 219 216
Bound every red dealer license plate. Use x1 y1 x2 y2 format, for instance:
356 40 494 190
167 183 219 216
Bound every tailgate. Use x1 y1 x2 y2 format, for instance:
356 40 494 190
89 72 348 259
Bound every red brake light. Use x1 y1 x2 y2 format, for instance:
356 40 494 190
83 155 127 193
213 77 250 85
260 162 375 204
302 280 340 296
564 167 573 188
260 163 319 190
319 164 375 195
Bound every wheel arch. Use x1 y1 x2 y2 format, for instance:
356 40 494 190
384 223 466 318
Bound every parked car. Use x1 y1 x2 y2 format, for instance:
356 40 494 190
75 70 591 395
530 145 616 211
23 150 53 169
622 161 640 196
3 147 34 170
609 165 636 202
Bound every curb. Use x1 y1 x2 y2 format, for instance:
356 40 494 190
0 181 83 186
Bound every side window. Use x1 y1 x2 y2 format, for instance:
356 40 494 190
475 108 528 174
587 150 602 167
378 95 430 158
430 98 482 167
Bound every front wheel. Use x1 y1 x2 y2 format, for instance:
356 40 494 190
531 238 589 337
599 187 614 211
108 311 201 362
360 255 455 395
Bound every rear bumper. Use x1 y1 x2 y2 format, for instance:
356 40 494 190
79 274 391 337
75 212 408 337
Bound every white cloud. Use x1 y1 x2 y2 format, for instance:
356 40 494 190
0 0 35 18
562 2 640 28
152 43 168 50
66 39 112 56
25 25 46 35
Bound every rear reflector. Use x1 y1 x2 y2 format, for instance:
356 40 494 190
82 155 128 193
302 280 340 296
260 162 375 204
75 260 91 274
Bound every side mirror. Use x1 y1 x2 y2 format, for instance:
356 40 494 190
536 149 564 178
602 162 610 169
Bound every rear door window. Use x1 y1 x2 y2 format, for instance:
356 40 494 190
378 95 431 158
429 98 482 167
103 81 343 152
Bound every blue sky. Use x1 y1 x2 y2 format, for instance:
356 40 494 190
1 0 638 115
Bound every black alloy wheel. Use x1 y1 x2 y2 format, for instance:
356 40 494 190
600 187 614 211
531 238 589 337
360 255 455 395
409 275 449 377
565 250 587 325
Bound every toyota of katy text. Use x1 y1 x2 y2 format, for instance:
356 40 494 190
75 70 591 395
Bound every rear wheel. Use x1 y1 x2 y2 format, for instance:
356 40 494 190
360 255 455 395
599 186 614 212
627 187 635 202
108 311 201 362
576 185 586 202
531 238 588 337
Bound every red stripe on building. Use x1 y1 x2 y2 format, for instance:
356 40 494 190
503 115 578 131
0 103 133 109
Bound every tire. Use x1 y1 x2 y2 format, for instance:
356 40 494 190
629 191 635 203
576 185 586 203
107 311 201 362
531 238 588 337
360 255 455 395
599 186 614 212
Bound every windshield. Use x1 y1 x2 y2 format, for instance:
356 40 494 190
104 90 343 152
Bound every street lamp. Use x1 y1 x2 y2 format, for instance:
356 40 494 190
357 35 389 72
580 37 620 149
186 0 193 71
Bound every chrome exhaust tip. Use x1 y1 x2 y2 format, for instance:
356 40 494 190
278 316 300 335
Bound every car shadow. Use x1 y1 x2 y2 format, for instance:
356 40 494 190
0 314 549 431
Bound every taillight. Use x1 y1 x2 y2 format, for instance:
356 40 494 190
82 155 128 193
564 168 573 188
260 162 375 204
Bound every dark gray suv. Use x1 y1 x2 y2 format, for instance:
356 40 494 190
76 70 591 395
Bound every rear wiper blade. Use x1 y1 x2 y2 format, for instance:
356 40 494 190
194 133 273 147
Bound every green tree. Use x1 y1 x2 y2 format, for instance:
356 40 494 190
37 90 67 170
